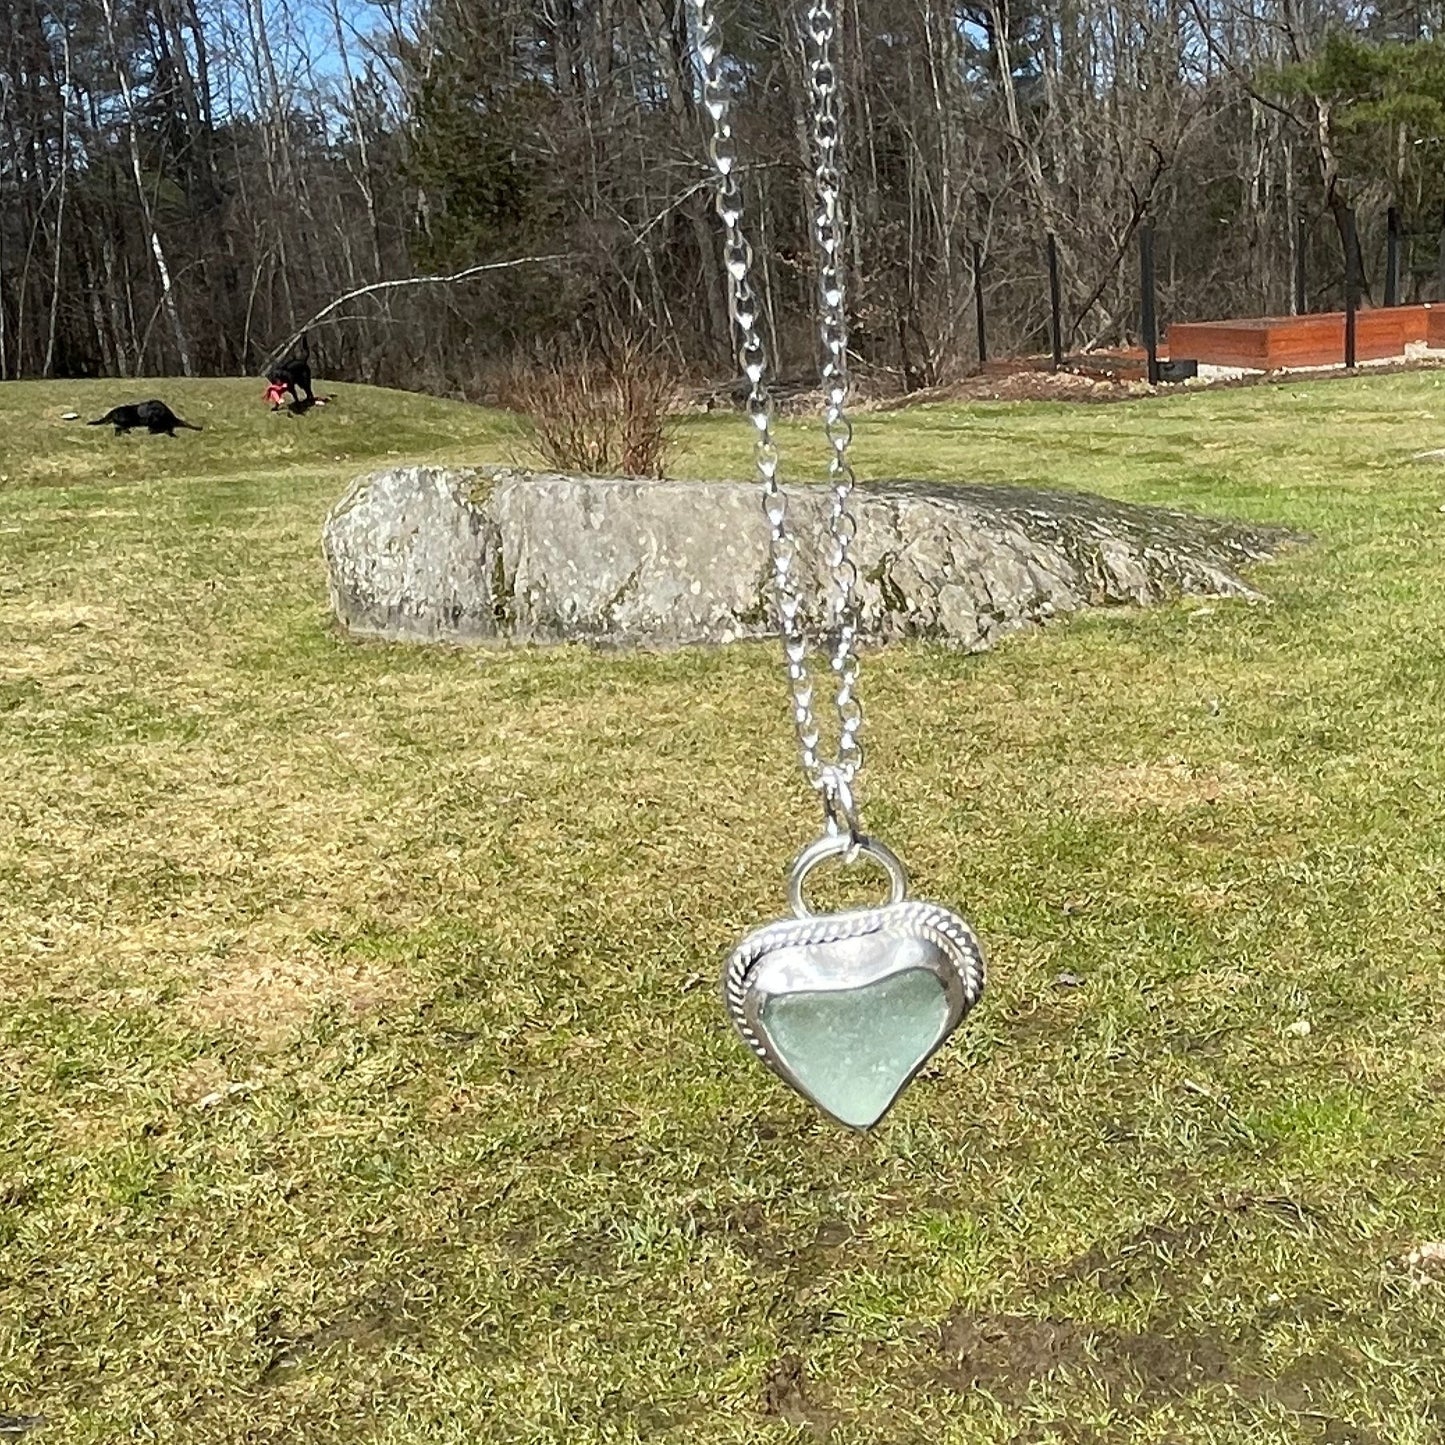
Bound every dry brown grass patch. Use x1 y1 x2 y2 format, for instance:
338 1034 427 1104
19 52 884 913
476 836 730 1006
1076 757 1301 814
177 932 408 1043
1175 881 1240 913
1176 966 1256 1003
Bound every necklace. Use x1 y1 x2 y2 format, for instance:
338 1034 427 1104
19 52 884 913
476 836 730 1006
688 0 986 1129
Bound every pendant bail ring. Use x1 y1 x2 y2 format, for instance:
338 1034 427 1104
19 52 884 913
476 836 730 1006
787 832 909 919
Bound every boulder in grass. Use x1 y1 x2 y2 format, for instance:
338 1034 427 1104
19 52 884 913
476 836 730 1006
321 464 1301 651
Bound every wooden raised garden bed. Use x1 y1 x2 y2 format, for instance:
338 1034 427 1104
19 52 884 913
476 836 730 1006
1166 305 1437 370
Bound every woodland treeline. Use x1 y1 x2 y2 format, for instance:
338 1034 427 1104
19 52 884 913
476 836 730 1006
3 0 1445 391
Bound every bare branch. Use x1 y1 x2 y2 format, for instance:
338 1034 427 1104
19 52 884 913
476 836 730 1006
263 253 575 366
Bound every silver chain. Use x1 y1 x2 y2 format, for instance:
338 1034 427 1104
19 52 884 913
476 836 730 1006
804 0 863 799
688 0 866 838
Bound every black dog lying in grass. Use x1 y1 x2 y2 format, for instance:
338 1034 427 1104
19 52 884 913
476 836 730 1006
88 400 202 436
266 332 315 406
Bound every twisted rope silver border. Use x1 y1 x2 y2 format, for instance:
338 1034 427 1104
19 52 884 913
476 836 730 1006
722 900 986 1082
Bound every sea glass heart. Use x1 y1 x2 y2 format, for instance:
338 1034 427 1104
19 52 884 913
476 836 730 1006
724 900 986 1129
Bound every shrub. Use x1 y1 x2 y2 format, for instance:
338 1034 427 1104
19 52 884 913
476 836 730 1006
503 338 681 479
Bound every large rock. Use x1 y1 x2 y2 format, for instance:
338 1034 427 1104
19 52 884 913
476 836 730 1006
321 464 1299 651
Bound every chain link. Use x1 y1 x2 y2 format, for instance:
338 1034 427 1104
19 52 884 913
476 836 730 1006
804 0 864 801
687 0 865 834
688 7 822 786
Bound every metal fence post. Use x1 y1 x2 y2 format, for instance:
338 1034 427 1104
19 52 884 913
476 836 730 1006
1140 224 1160 385
1386 205 1401 307
1295 217 1307 316
1436 203 1445 300
1344 207 1359 369
972 240 987 368
1047 233 1062 372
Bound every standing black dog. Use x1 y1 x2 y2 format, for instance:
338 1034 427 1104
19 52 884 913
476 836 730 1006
88 400 201 436
266 332 315 406
283 393 333 416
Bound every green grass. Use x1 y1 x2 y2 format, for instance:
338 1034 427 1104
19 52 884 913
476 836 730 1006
4 372 1445 1441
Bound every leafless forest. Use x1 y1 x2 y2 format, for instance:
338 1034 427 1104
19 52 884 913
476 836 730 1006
1 0 1440 392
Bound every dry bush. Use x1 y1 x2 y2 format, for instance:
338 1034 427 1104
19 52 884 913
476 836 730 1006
501 339 681 478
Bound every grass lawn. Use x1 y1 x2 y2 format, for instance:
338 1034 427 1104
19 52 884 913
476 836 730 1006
4 373 1445 1442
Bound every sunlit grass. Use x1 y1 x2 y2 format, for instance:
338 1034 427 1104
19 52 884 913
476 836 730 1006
3 373 1445 1441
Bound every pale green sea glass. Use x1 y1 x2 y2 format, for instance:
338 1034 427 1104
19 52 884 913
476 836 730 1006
760 967 951 1128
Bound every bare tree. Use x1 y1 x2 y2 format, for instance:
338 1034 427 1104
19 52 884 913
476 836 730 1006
97 0 193 373
0 0 1432 388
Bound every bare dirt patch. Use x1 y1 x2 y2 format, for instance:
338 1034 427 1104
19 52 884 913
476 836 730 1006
760 1353 840 1437
256 1286 426 1387
876 367 1145 407
794 353 1445 410
935 1309 1231 1400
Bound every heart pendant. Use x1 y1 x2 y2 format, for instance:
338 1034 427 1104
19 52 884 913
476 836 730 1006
724 836 986 1130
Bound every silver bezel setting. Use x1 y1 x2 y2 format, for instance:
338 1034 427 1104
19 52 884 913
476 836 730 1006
723 900 987 1129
